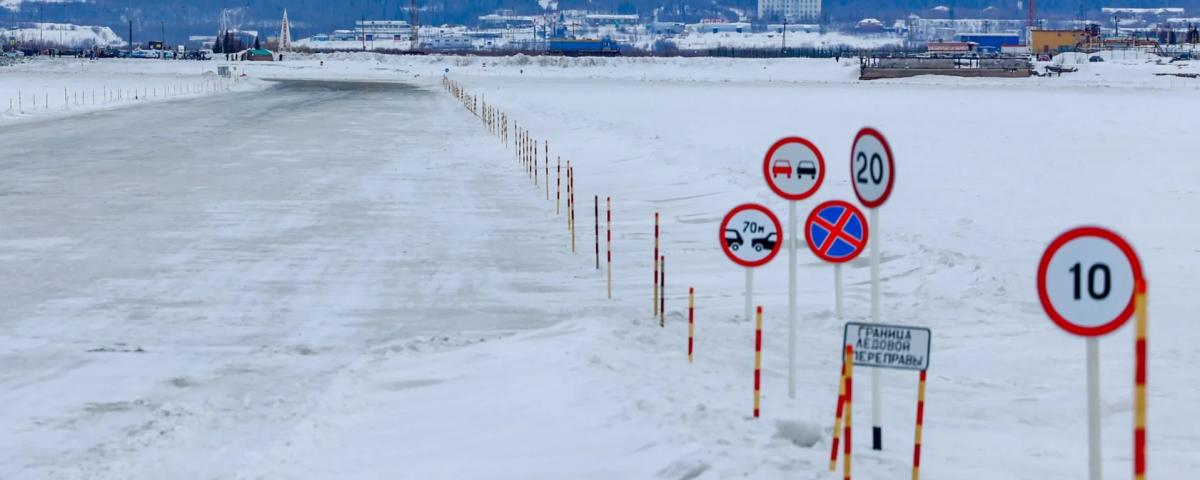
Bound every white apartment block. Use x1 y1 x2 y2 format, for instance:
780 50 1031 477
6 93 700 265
758 0 821 21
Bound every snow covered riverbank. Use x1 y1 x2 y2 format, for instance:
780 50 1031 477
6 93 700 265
2 53 1197 479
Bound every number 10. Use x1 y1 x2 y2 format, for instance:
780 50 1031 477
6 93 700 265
1070 262 1111 300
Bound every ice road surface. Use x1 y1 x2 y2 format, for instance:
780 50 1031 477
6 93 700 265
1 55 1198 479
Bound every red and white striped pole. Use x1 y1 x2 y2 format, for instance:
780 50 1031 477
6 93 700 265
753 305 763 418
534 140 538 186
606 197 613 299
653 212 660 317
844 345 855 480
829 361 849 471
1134 279 1148 480
912 369 928 480
687 287 694 362
569 166 576 253
659 255 665 327
594 195 600 269
545 141 550 199
556 157 561 215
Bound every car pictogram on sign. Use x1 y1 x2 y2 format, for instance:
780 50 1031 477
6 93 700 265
797 160 817 179
725 228 744 251
772 159 792 179
805 200 869 264
752 232 777 252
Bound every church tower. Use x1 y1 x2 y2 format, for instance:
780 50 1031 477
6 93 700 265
279 9 292 51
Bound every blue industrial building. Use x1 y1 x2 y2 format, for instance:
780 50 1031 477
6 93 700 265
957 33 1022 53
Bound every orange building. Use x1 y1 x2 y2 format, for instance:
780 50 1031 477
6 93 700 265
1031 29 1088 54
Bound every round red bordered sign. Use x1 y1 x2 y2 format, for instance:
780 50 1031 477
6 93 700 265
1037 226 1144 337
804 200 869 264
850 127 895 208
763 137 825 201
719 204 783 268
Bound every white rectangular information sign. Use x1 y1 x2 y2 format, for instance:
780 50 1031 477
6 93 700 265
842 322 931 371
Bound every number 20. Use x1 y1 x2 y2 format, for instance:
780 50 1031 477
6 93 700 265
856 152 884 185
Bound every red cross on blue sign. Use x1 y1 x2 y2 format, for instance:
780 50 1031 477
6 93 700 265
805 200 870 264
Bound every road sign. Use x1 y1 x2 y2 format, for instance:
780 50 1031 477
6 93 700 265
719 204 783 268
805 200 869 264
850 128 895 208
1037 226 1144 337
763 137 825 201
843 322 931 371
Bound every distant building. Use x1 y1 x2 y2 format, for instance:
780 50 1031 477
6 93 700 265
1030 29 1088 54
957 33 1022 53
355 20 414 42
758 0 821 22
241 48 275 61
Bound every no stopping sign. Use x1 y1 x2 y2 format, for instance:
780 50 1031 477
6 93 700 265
1037 226 1144 337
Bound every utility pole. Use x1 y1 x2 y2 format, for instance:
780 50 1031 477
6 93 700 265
410 0 419 51
128 19 133 51
160 21 165 50
782 17 788 54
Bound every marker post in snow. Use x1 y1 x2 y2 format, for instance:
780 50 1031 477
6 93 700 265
762 136 826 400
1037 226 1144 480
688 287 695 362
851 127 896 451
606 197 612 299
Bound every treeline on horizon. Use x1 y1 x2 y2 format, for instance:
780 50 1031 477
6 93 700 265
1 0 1192 42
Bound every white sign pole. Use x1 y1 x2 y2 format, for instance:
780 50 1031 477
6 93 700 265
870 206 883 451
1086 337 1102 480
834 263 844 319
788 200 797 399
745 267 754 327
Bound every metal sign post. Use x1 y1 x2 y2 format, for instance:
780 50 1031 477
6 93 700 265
763 136 825 400
852 127 896 451
1038 226 1144 480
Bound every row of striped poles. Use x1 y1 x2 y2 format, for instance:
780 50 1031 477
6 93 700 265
444 78 705 414
6 78 230 114
828 344 928 480
444 78 614 306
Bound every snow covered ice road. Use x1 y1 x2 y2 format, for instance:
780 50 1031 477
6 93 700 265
0 79 587 478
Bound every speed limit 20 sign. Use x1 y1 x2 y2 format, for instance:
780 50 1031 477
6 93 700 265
850 128 895 208
1037 226 1144 336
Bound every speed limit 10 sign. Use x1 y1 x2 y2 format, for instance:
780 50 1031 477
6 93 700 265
850 127 895 208
1037 226 1144 337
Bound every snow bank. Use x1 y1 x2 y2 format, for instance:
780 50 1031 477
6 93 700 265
0 23 125 48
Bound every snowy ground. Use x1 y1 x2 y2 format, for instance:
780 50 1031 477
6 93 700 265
1 54 1198 479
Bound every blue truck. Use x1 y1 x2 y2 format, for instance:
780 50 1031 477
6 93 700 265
547 38 621 56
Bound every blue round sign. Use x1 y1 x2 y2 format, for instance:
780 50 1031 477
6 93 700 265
805 200 870 264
